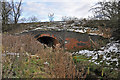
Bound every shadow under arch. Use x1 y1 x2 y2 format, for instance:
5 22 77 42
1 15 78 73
37 36 59 48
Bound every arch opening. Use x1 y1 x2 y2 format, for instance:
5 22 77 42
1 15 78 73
37 36 59 47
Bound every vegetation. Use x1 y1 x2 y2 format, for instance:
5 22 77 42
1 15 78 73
2 34 88 78
48 13 54 22
90 0 120 40
1 0 22 25
73 54 119 79
1 0 119 79
2 33 119 79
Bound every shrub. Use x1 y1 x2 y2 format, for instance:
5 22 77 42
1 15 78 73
2 34 87 78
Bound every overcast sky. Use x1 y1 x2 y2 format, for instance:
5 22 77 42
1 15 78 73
6 0 109 22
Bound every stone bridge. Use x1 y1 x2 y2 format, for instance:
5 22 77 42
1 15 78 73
21 30 106 51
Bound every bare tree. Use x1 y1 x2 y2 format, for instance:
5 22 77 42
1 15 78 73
90 0 120 39
1 1 12 25
11 0 22 24
90 0 119 28
48 13 54 22
90 0 118 21
62 16 68 21
19 17 27 23
28 16 38 23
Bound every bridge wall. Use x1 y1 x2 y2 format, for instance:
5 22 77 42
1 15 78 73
32 30 91 51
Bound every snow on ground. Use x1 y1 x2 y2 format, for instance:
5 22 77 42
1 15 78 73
67 29 74 31
66 27 99 35
73 40 120 66
47 27 59 29
72 26 83 29
18 24 100 36
2 52 20 57
88 33 98 35
74 29 86 33
67 28 87 33
33 27 43 30
102 41 120 53
32 26 59 31
67 29 85 33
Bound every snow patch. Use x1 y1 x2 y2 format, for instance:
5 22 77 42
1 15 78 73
88 33 98 35
73 41 120 67
74 29 85 33
33 27 43 30
47 27 58 29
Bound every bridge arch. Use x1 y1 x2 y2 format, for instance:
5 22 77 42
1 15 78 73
36 34 59 48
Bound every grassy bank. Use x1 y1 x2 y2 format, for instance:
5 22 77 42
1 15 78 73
2 34 87 78
2 34 119 79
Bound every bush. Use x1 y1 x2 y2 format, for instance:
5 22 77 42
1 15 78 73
2 34 87 78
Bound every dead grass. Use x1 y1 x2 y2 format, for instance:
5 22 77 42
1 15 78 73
2 34 44 54
2 34 87 78
86 26 111 38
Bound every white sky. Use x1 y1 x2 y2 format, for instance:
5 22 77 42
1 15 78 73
6 0 112 22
